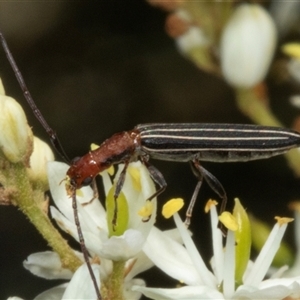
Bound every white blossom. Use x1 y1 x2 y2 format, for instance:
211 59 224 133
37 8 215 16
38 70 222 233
133 202 300 299
220 4 277 88
27 136 55 189
0 79 33 164
18 160 178 299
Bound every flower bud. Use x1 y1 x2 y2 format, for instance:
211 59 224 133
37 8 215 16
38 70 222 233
220 4 277 88
27 136 54 189
0 87 33 165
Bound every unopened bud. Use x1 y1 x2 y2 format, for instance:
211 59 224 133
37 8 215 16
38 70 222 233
27 136 54 189
220 4 277 88
0 88 33 165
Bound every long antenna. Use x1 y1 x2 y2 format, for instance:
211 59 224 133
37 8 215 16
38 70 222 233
0 31 70 163
0 31 101 299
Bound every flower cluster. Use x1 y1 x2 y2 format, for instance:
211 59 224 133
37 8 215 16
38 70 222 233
22 160 161 299
147 2 277 88
134 199 300 299
2 3 300 297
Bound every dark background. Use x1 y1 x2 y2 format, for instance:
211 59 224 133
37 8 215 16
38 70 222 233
0 1 299 299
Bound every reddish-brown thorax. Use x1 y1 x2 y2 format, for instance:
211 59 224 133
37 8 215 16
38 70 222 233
66 130 140 188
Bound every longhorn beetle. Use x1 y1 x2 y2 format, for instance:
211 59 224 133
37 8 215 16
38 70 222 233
2 31 300 299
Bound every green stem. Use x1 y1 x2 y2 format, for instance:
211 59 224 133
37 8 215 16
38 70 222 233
236 87 300 176
103 260 125 300
12 162 82 272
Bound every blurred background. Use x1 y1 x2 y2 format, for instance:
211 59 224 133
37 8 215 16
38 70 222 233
1 1 300 299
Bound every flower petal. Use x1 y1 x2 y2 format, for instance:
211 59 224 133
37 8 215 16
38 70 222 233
116 162 157 237
173 213 216 288
48 161 107 234
132 285 224 300
50 206 104 255
23 251 73 280
124 278 145 300
143 226 202 286
244 221 289 286
34 283 68 300
125 252 154 281
99 229 145 260
235 278 300 299
62 263 101 300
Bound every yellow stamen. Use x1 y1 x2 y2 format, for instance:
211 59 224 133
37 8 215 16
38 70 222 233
219 212 238 231
162 198 184 218
204 199 218 213
274 216 294 226
282 43 300 59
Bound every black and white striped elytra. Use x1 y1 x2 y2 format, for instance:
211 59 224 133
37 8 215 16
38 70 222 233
138 123 300 162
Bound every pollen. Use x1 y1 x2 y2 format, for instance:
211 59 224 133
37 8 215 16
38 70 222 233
162 198 184 218
76 189 84 197
90 143 99 151
274 216 294 226
64 176 73 196
204 199 218 213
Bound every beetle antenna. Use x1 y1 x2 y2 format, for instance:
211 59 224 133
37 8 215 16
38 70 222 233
0 31 70 163
71 189 101 299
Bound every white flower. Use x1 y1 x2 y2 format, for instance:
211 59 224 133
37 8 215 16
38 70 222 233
133 200 300 299
22 160 176 299
48 161 157 261
0 78 33 164
23 251 74 280
32 264 100 300
220 4 277 88
27 136 55 189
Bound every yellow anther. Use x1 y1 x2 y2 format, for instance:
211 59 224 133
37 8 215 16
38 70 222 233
282 43 300 59
219 212 238 231
274 216 294 226
204 199 218 213
162 198 184 219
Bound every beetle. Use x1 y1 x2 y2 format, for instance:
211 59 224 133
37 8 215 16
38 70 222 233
66 122 300 226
